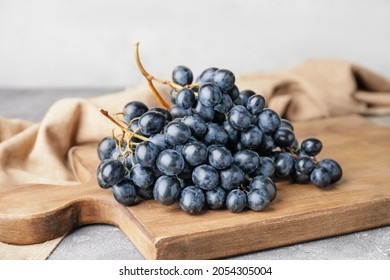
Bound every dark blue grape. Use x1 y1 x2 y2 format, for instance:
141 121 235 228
136 185 154 200
192 164 219 191
182 114 207 138
192 101 215 122
203 123 228 145
223 120 239 143
129 164 154 189
249 157 275 178
219 164 245 192
233 149 260 173
135 141 159 167
164 121 191 146
226 189 246 213
177 162 194 180
290 169 310 184
123 101 148 123
274 152 295 177
248 175 277 202
258 108 281 134
97 171 112 189
149 107 172 121
172 65 193 86
179 186 205 214
301 138 323 156
176 88 196 109
205 187 226 210
212 69 235 92
207 144 233 170
239 90 256 107
148 133 170 152
170 105 191 119
97 137 116 161
214 94 233 113
138 111 166 136
280 118 294 131
156 149 185 175
246 95 265 115
310 167 331 188
100 159 125 185
295 155 314 174
273 127 295 148
198 83 222 107
247 189 270 211
319 159 343 183
228 105 252 131
240 125 263 149
196 67 218 84
111 179 138 206
182 141 208 166
153 175 181 206
227 85 239 100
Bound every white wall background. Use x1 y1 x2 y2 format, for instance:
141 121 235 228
0 0 389 88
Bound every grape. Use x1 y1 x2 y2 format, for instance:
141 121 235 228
258 108 281 133
239 90 256 107
99 159 125 185
176 88 196 109
123 101 148 123
212 69 235 92
226 189 246 213
196 67 218 84
181 114 207 138
247 189 270 211
129 164 154 189
192 101 215 122
248 176 276 202
172 65 193 86
301 138 323 156
319 159 343 183
233 149 260 173
203 123 228 145
164 121 191 146
153 175 181 206
138 111 166 136
135 141 159 167
273 127 295 148
310 167 331 188
207 144 233 170
97 137 116 161
111 179 138 206
219 165 245 192
205 187 226 210
240 125 263 149
228 105 252 131
198 83 222 107
192 164 219 191
179 186 205 214
246 95 265 115
182 141 208 166
156 149 185 176
295 155 314 174
274 152 295 177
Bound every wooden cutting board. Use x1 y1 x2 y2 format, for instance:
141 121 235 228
0 115 389 259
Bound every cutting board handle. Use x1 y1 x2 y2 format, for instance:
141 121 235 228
0 182 118 245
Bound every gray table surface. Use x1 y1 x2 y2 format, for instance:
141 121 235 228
0 89 389 260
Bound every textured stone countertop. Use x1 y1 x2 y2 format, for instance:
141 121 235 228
0 88 389 260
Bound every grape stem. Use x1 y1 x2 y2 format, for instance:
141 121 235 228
134 42 200 107
99 108 148 142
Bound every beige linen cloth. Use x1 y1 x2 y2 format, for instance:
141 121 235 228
1 59 390 259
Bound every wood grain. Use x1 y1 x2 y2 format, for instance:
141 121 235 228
0 115 389 259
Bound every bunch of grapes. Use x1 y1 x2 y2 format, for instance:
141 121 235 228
96 44 342 215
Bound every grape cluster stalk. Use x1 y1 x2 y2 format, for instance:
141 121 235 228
96 43 343 214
